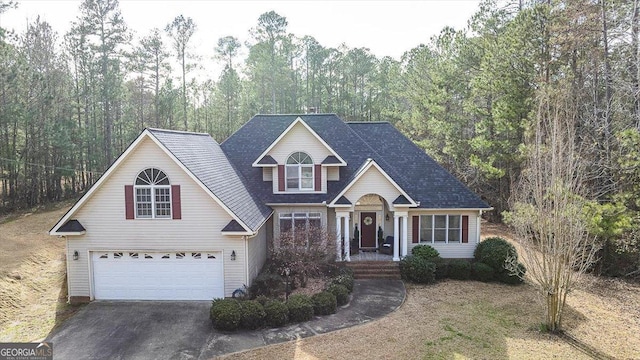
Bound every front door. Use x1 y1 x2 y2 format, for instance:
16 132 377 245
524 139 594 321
360 212 377 248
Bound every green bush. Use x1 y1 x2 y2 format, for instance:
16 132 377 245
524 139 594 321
287 294 314 322
399 255 436 284
264 300 289 327
327 283 350 306
210 299 242 331
433 258 450 280
474 237 518 273
339 266 354 277
239 300 266 330
411 244 441 260
448 259 471 280
331 274 354 293
254 295 270 306
250 271 284 297
497 262 526 285
471 262 495 282
312 291 337 315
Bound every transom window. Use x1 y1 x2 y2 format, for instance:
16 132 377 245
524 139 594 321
286 152 314 191
420 215 461 243
135 168 171 219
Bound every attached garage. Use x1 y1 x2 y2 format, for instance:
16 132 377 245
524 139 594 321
91 251 224 300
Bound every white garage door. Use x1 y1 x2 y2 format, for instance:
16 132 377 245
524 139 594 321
92 251 224 300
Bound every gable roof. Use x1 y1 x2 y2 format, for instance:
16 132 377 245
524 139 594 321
222 114 490 209
51 129 271 235
251 117 346 167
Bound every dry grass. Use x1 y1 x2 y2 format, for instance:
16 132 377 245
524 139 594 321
221 222 640 360
0 202 81 342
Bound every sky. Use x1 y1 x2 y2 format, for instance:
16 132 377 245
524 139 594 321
0 0 482 76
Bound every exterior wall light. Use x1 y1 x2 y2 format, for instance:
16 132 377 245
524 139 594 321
231 250 236 261
73 251 79 261
385 214 390 221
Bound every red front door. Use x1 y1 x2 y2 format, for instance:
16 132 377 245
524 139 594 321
360 212 377 248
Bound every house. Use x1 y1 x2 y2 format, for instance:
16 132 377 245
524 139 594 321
50 114 491 303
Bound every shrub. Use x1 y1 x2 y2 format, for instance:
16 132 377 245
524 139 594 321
448 259 471 280
331 274 354 293
327 283 350 306
399 255 436 284
433 258 450 280
471 262 495 282
250 271 284 298
474 237 518 273
312 291 337 315
411 244 440 260
339 266 354 277
264 300 288 327
287 294 314 322
254 295 269 306
210 299 242 331
239 300 266 330
497 262 526 285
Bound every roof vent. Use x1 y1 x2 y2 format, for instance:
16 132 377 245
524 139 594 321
307 106 318 114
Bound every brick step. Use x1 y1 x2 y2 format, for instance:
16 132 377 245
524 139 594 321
351 268 400 274
345 262 398 269
354 273 402 280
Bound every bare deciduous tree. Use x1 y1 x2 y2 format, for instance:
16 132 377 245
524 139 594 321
508 86 600 332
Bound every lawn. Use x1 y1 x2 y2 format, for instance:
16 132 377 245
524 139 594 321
1 205 639 359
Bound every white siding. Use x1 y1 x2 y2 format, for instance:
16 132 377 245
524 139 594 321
343 166 403 210
262 167 272 181
407 211 480 259
247 222 268 287
327 167 340 181
66 137 248 299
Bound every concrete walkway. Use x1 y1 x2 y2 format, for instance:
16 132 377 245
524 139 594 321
47 279 405 359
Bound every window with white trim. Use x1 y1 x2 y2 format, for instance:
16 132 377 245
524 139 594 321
135 168 171 219
420 215 461 243
279 212 321 237
285 152 314 190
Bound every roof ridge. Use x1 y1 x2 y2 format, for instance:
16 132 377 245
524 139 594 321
147 128 211 136
251 113 338 117
346 121 391 124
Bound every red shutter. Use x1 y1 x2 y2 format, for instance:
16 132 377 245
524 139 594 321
278 165 285 191
125 185 134 220
462 215 469 243
412 216 419 243
171 185 181 219
314 164 321 191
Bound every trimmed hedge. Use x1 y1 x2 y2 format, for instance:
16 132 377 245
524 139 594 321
327 283 350 306
239 300 266 330
471 262 495 282
330 274 354 293
287 294 314 322
448 259 471 280
210 299 242 331
264 299 288 327
312 291 337 315
411 244 440 260
433 258 450 280
474 237 517 273
399 255 436 284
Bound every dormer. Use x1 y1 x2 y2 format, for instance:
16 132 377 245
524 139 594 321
252 117 346 194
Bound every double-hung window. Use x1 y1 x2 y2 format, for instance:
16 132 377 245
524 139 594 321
420 215 461 243
285 152 314 190
134 168 171 219
279 212 322 240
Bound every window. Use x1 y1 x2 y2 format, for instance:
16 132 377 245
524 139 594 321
419 215 461 243
279 212 322 238
134 168 171 219
285 152 314 190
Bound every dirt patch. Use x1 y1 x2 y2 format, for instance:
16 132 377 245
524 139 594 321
0 203 80 342
290 277 328 297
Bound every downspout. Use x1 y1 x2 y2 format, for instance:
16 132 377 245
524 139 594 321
477 210 483 243
244 231 259 287
62 235 71 303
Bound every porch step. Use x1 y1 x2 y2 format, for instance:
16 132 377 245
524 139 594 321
345 261 401 280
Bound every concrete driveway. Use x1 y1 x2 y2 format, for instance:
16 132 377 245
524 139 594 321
47 280 405 359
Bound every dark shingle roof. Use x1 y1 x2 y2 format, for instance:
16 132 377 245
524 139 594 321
58 219 85 232
221 114 489 209
221 220 246 232
256 155 277 165
392 195 412 205
321 155 342 165
334 196 352 205
149 129 272 231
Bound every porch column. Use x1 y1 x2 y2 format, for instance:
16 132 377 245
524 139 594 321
393 214 400 261
344 214 351 261
336 214 342 261
402 215 409 257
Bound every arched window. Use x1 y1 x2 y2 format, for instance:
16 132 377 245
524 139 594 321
134 168 171 218
286 152 313 190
